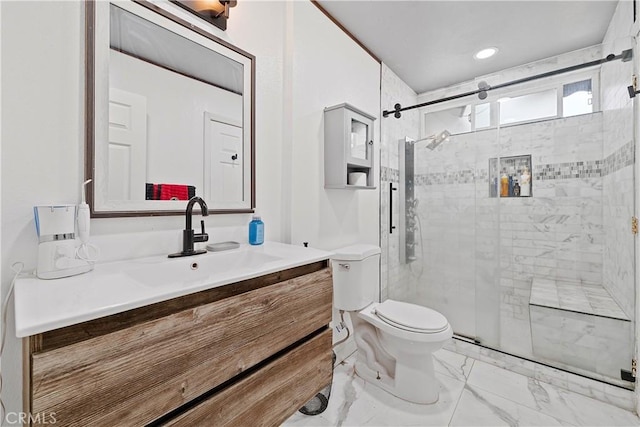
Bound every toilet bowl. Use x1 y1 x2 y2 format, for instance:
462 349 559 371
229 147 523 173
357 301 452 403
331 244 452 404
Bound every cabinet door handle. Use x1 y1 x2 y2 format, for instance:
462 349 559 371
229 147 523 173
231 154 238 161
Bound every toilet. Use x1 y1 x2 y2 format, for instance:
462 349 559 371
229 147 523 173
331 244 452 404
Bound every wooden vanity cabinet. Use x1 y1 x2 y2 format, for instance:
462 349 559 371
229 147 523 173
23 261 333 426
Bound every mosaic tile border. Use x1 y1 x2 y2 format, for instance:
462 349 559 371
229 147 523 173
533 160 601 181
414 170 476 186
380 140 634 186
602 140 635 176
381 166 399 183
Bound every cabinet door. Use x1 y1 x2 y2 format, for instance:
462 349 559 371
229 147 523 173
164 329 332 426
346 110 373 167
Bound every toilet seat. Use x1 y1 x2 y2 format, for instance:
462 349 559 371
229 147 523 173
358 301 452 343
374 300 449 334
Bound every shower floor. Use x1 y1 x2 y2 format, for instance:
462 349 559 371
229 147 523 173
282 348 639 426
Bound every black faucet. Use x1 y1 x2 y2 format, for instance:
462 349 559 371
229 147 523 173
168 197 209 258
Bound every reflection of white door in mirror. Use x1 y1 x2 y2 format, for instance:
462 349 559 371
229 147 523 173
204 113 243 208
108 88 147 201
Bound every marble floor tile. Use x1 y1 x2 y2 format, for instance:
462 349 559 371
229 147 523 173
360 374 465 426
284 351 639 427
466 361 640 426
433 348 475 382
449 385 572 426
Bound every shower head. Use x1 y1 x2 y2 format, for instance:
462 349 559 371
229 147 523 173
422 130 451 150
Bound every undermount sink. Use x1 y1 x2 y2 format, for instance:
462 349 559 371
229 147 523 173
125 248 283 287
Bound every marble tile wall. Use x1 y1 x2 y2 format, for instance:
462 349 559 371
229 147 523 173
601 101 635 323
380 64 419 304
384 108 635 383
413 115 608 350
408 111 634 382
599 0 635 323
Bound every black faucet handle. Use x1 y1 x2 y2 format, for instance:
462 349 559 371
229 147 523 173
193 220 209 243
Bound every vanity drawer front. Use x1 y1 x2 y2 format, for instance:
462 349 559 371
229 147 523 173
164 329 333 426
30 267 332 427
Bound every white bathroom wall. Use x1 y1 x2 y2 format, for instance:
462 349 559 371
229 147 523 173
0 0 379 420
287 1 381 364
2 3 85 419
289 2 381 252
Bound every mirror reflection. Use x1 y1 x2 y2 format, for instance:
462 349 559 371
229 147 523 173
88 1 254 216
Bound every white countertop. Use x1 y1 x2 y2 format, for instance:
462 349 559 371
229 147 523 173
14 242 333 337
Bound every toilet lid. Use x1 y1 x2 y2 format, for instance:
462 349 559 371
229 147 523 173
374 300 449 333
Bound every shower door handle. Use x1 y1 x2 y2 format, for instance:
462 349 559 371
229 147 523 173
389 182 397 234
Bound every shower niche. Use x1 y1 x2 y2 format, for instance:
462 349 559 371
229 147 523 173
489 155 532 198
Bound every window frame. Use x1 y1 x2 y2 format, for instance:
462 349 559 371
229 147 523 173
420 68 600 137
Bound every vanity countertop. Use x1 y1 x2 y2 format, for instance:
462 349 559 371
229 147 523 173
14 242 333 337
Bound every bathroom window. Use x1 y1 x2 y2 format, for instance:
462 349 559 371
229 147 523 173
562 79 593 117
422 105 472 138
420 71 598 136
499 88 557 125
474 102 491 129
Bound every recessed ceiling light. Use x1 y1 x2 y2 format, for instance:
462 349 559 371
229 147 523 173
474 47 498 60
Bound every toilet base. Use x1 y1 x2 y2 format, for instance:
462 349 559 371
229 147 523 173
353 351 440 404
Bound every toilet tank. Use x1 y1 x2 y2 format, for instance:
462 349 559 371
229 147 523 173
331 244 381 311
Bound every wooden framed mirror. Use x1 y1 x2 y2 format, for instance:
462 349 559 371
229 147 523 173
85 0 255 217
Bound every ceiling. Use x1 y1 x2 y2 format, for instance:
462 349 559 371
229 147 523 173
316 1 620 94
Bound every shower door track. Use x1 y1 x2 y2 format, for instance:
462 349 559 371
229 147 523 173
451 336 635 390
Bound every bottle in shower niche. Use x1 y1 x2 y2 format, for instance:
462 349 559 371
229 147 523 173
490 176 497 197
513 180 521 196
500 171 509 197
520 166 531 197
248 214 264 245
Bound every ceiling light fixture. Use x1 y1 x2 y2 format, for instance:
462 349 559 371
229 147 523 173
474 47 498 60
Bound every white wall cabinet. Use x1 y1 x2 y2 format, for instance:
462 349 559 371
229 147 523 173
324 103 376 189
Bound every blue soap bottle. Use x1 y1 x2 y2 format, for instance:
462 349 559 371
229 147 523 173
249 215 264 245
